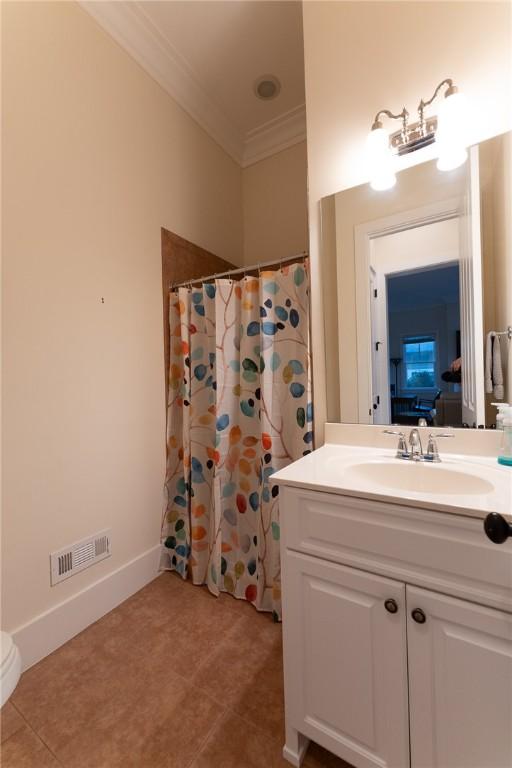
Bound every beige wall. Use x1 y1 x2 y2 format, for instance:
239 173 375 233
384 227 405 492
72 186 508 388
303 0 512 442
480 131 512 408
493 132 512 404
1 1 244 632
242 141 308 265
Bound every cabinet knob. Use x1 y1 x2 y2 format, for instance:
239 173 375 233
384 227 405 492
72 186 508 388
384 598 398 614
411 608 426 624
484 513 512 544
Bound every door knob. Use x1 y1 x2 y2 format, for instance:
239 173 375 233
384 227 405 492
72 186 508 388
484 513 512 544
411 608 426 624
384 598 398 614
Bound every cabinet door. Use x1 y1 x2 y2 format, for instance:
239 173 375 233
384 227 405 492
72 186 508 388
407 586 512 768
282 551 410 768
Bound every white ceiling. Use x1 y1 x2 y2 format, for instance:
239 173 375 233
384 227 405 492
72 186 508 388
81 1 306 166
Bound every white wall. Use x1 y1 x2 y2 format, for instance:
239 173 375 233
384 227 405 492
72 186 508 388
303 0 512 441
1 1 244 633
371 219 459 275
242 141 308 266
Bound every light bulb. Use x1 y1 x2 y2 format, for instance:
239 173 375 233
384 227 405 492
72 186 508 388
437 146 468 172
370 171 397 191
436 90 468 172
367 126 396 191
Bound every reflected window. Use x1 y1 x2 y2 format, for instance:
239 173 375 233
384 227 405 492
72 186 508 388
403 336 436 388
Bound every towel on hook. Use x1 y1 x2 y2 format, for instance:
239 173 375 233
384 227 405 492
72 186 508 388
493 334 504 400
485 332 504 399
485 332 494 393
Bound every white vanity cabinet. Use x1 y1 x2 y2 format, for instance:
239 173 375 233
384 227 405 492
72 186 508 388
407 587 512 768
279 485 512 768
283 551 410 768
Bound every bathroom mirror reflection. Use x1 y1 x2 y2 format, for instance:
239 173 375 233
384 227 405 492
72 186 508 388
321 130 511 429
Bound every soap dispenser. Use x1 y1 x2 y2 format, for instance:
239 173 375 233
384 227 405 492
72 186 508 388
492 402 510 431
498 405 512 466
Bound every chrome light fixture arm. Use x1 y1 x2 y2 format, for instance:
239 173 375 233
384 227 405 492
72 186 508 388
418 78 457 137
371 107 410 145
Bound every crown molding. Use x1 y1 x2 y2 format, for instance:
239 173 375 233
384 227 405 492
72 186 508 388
80 1 244 163
80 1 306 169
242 105 307 167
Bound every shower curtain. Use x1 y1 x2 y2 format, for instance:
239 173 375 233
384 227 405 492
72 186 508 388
161 261 312 619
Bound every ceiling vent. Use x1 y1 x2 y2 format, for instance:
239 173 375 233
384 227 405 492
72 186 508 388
254 75 281 101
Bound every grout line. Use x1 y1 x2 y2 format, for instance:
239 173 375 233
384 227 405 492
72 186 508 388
183 706 229 768
0 706 25 745
224 700 286 747
156 578 253 687
191 705 303 768
9 701 66 766
186 610 248 674
162 577 284 766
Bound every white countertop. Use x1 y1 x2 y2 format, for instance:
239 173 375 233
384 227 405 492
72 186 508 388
273 443 512 521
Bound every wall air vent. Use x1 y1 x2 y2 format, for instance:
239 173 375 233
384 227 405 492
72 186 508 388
50 529 111 586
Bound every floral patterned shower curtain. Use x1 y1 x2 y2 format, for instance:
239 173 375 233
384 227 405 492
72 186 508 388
161 261 312 619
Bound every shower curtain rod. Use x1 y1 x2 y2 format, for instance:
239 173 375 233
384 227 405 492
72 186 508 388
170 251 308 290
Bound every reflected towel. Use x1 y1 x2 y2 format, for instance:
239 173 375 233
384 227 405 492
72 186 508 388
493 334 504 400
486 332 504 399
485 332 494 394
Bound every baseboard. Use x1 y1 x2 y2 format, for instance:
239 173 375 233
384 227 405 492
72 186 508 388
282 737 310 767
12 544 161 671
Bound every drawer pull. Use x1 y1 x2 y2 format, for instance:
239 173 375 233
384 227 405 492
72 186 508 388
384 598 399 614
411 608 426 624
484 513 512 544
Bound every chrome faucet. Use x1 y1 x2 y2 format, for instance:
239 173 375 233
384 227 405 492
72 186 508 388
424 432 454 462
383 429 454 462
382 429 410 459
408 428 423 460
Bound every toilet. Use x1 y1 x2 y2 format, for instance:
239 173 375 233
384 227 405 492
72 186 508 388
1 631 21 706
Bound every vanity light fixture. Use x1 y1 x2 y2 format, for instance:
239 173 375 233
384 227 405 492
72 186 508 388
368 79 467 190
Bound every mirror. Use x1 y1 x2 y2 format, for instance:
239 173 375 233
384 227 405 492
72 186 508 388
321 130 511 429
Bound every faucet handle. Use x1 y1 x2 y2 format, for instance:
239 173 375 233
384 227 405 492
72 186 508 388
382 429 409 459
426 432 454 462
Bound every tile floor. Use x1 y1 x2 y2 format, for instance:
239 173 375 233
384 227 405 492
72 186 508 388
1 573 352 768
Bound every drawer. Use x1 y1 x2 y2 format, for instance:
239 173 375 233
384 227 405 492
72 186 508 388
280 486 512 612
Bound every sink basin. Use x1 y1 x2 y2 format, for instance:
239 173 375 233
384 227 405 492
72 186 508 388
344 461 495 496
274 441 512 519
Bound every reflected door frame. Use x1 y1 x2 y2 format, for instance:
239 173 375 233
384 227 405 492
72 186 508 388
354 198 462 425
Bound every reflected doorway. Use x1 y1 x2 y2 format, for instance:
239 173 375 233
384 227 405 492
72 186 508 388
368 216 466 428
386 264 461 427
